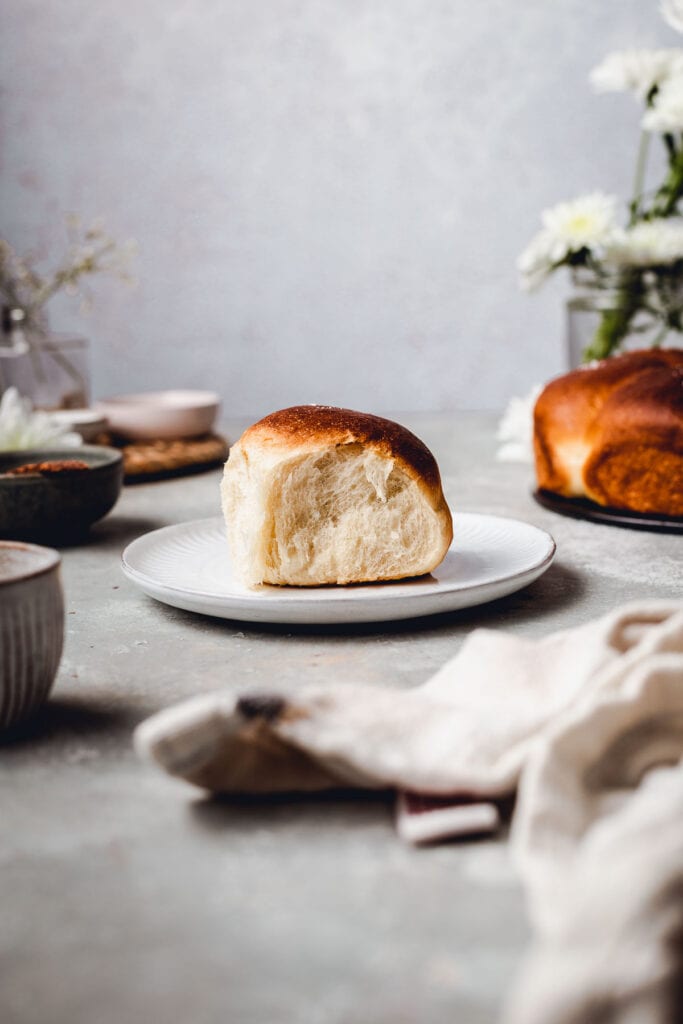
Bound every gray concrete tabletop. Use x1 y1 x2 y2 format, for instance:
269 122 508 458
2 412 680 1024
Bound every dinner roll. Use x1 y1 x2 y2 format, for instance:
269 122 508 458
221 405 453 586
534 349 683 515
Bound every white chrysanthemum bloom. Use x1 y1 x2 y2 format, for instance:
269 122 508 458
496 384 543 464
590 49 683 99
0 388 82 451
662 0 683 33
541 192 620 250
642 71 683 130
517 230 561 292
518 193 619 292
604 219 683 266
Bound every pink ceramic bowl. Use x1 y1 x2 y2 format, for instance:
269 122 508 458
96 390 220 441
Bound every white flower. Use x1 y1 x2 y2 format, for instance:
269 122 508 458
496 384 543 464
518 193 619 291
642 72 683 131
662 0 683 34
590 49 683 99
0 388 82 451
604 219 683 266
517 230 560 292
542 192 620 249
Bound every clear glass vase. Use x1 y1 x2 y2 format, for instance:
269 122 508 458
0 333 90 410
566 266 682 369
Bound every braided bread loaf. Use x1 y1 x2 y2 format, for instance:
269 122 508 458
534 349 683 515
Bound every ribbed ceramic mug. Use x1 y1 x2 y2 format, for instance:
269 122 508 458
0 541 64 731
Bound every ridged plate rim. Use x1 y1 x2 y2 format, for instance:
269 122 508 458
121 514 556 624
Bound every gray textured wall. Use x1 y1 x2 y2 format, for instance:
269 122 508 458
0 1 674 414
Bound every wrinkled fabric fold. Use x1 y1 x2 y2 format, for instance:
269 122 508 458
134 600 683 1024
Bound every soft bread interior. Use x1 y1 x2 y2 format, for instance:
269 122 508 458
222 442 449 586
552 440 592 496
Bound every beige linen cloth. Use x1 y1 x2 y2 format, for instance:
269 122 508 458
135 601 683 1023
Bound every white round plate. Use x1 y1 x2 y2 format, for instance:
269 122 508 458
121 515 556 625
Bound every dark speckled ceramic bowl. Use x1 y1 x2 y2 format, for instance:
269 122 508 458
0 445 123 542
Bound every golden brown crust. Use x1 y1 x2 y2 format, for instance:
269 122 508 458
225 404 454 583
239 405 444 499
534 349 683 515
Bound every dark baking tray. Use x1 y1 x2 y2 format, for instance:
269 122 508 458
533 489 683 535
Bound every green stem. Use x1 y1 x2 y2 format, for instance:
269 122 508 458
583 278 642 362
629 130 651 225
650 146 683 218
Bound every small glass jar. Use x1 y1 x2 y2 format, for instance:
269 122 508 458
566 265 681 369
0 307 90 410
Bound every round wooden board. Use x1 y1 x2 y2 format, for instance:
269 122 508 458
95 433 229 482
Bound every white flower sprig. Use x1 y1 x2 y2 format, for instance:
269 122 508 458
604 220 683 266
590 49 683 100
662 0 683 34
0 388 82 451
642 72 683 131
518 193 619 292
496 384 543 464
0 218 136 332
518 3 683 361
